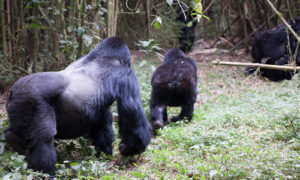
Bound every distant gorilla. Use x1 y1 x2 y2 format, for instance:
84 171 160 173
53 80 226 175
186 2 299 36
175 1 198 52
261 56 294 81
150 48 197 131
245 17 300 81
5 37 152 175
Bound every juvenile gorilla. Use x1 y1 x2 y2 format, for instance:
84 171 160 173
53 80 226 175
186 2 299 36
150 48 197 131
168 0 197 52
5 37 152 175
245 17 300 81
176 6 197 53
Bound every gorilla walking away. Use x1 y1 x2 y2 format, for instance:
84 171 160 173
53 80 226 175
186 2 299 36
150 48 197 132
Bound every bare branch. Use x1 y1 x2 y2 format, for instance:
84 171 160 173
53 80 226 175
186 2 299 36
212 60 300 71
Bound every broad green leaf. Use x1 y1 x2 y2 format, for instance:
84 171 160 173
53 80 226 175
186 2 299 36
77 27 85 36
82 34 93 47
193 1 202 14
154 21 161 30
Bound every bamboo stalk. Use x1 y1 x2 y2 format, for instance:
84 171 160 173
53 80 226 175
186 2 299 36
113 0 119 36
6 0 12 57
146 0 150 39
212 60 300 71
0 0 7 57
107 0 113 37
266 0 300 42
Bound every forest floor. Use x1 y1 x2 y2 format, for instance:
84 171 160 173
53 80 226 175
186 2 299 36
0 41 299 179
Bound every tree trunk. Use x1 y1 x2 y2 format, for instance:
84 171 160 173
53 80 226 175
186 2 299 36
107 0 118 37
1 0 7 57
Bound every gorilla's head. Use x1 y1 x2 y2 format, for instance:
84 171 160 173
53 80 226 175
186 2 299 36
100 37 131 66
163 48 186 63
85 37 131 67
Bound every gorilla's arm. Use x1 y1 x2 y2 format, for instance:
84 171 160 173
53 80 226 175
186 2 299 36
112 67 152 156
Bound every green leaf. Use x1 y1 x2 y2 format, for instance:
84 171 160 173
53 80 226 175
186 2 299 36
77 27 85 36
40 25 46 30
193 1 202 14
187 21 193 27
82 34 93 47
29 23 39 29
33 1 40 8
154 21 161 30
202 14 211 21
93 35 101 40
101 176 112 180
70 162 81 170
166 0 173 6
130 172 146 178
67 26 73 32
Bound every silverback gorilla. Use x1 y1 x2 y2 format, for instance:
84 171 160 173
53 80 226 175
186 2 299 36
150 48 197 132
5 37 152 175
245 17 300 81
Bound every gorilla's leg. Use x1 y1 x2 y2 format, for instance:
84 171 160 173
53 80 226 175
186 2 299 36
28 138 56 176
150 104 166 131
26 102 57 175
171 103 194 122
89 110 115 156
5 129 26 154
163 107 168 122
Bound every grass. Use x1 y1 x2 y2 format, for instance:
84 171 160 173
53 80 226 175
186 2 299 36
0 58 299 179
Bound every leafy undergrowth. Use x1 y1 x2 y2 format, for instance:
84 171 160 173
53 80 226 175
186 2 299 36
0 58 299 179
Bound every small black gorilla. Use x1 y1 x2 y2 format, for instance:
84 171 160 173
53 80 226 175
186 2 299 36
5 37 152 175
150 48 197 131
245 17 300 81
175 2 198 52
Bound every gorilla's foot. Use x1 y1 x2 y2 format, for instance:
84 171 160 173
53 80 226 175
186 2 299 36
152 120 163 132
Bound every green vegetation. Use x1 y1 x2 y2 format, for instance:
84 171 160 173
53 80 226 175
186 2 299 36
0 59 299 179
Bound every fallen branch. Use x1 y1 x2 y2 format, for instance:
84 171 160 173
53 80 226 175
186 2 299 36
212 60 300 71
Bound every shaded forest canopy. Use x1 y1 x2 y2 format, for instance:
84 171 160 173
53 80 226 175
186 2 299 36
0 0 300 84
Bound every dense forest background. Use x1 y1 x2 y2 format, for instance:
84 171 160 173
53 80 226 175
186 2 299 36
0 0 300 89
0 1 300 179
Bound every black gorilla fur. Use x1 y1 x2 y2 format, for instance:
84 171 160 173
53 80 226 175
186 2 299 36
5 37 152 175
150 48 197 131
175 2 197 52
245 17 300 81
